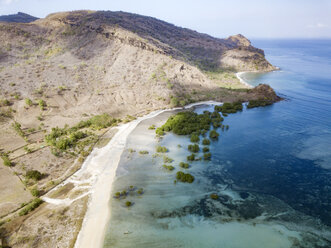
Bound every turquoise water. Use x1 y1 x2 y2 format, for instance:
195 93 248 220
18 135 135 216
104 40 331 247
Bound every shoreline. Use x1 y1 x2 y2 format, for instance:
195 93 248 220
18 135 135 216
73 101 223 248
235 72 254 88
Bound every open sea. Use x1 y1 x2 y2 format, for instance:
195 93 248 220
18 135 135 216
103 39 331 248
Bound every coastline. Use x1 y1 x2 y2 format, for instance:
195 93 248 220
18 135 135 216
73 101 223 248
235 72 253 88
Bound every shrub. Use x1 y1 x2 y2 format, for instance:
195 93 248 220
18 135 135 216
139 150 149 155
210 193 219 200
170 97 179 107
125 201 132 207
190 134 200 143
156 146 168 153
157 111 211 136
137 188 144 195
0 99 10 106
203 153 211 161
12 121 25 138
155 128 165 136
188 144 199 153
163 156 173 163
179 162 190 169
114 192 121 198
214 102 243 114
247 99 273 108
202 147 209 153
209 130 219 140
176 171 195 183
19 198 43 216
25 98 33 106
1 153 12 167
148 125 156 130
38 99 46 110
187 154 195 161
202 138 210 145
163 164 175 171
30 187 40 197
26 170 42 181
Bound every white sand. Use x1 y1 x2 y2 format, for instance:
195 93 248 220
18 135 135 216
236 72 253 88
54 101 223 248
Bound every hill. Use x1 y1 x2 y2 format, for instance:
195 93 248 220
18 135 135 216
0 12 38 23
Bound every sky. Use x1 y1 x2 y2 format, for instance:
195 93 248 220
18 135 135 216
0 0 330 39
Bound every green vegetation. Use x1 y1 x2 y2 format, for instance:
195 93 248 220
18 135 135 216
247 99 273 108
214 102 243 114
163 164 175 171
187 153 195 161
202 138 210 145
190 134 200 143
148 125 156 130
176 171 195 183
26 170 42 181
179 162 190 169
202 147 210 153
188 144 199 153
30 187 40 197
19 198 43 216
24 145 32 153
125 201 132 207
203 152 211 161
156 111 212 136
156 146 168 153
210 193 219 200
76 113 119 130
25 98 33 106
163 156 174 163
45 114 118 152
137 188 144 195
38 99 47 110
139 150 149 155
209 130 219 140
12 121 25 138
0 99 10 107
1 153 12 167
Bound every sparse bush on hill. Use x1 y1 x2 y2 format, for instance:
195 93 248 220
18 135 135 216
1 153 12 167
19 198 43 216
38 99 46 110
26 170 42 181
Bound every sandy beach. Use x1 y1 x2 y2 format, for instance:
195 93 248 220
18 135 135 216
70 101 223 248
236 72 254 88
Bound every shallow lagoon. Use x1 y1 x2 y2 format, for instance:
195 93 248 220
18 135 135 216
104 40 331 247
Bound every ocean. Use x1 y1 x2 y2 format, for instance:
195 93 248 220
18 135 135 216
103 39 331 247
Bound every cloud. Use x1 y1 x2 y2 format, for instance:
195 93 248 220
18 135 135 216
307 22 328 28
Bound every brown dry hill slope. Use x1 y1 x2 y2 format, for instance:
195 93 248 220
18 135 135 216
0 10 279 248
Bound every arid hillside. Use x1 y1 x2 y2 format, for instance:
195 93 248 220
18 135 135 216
0 10 279 248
